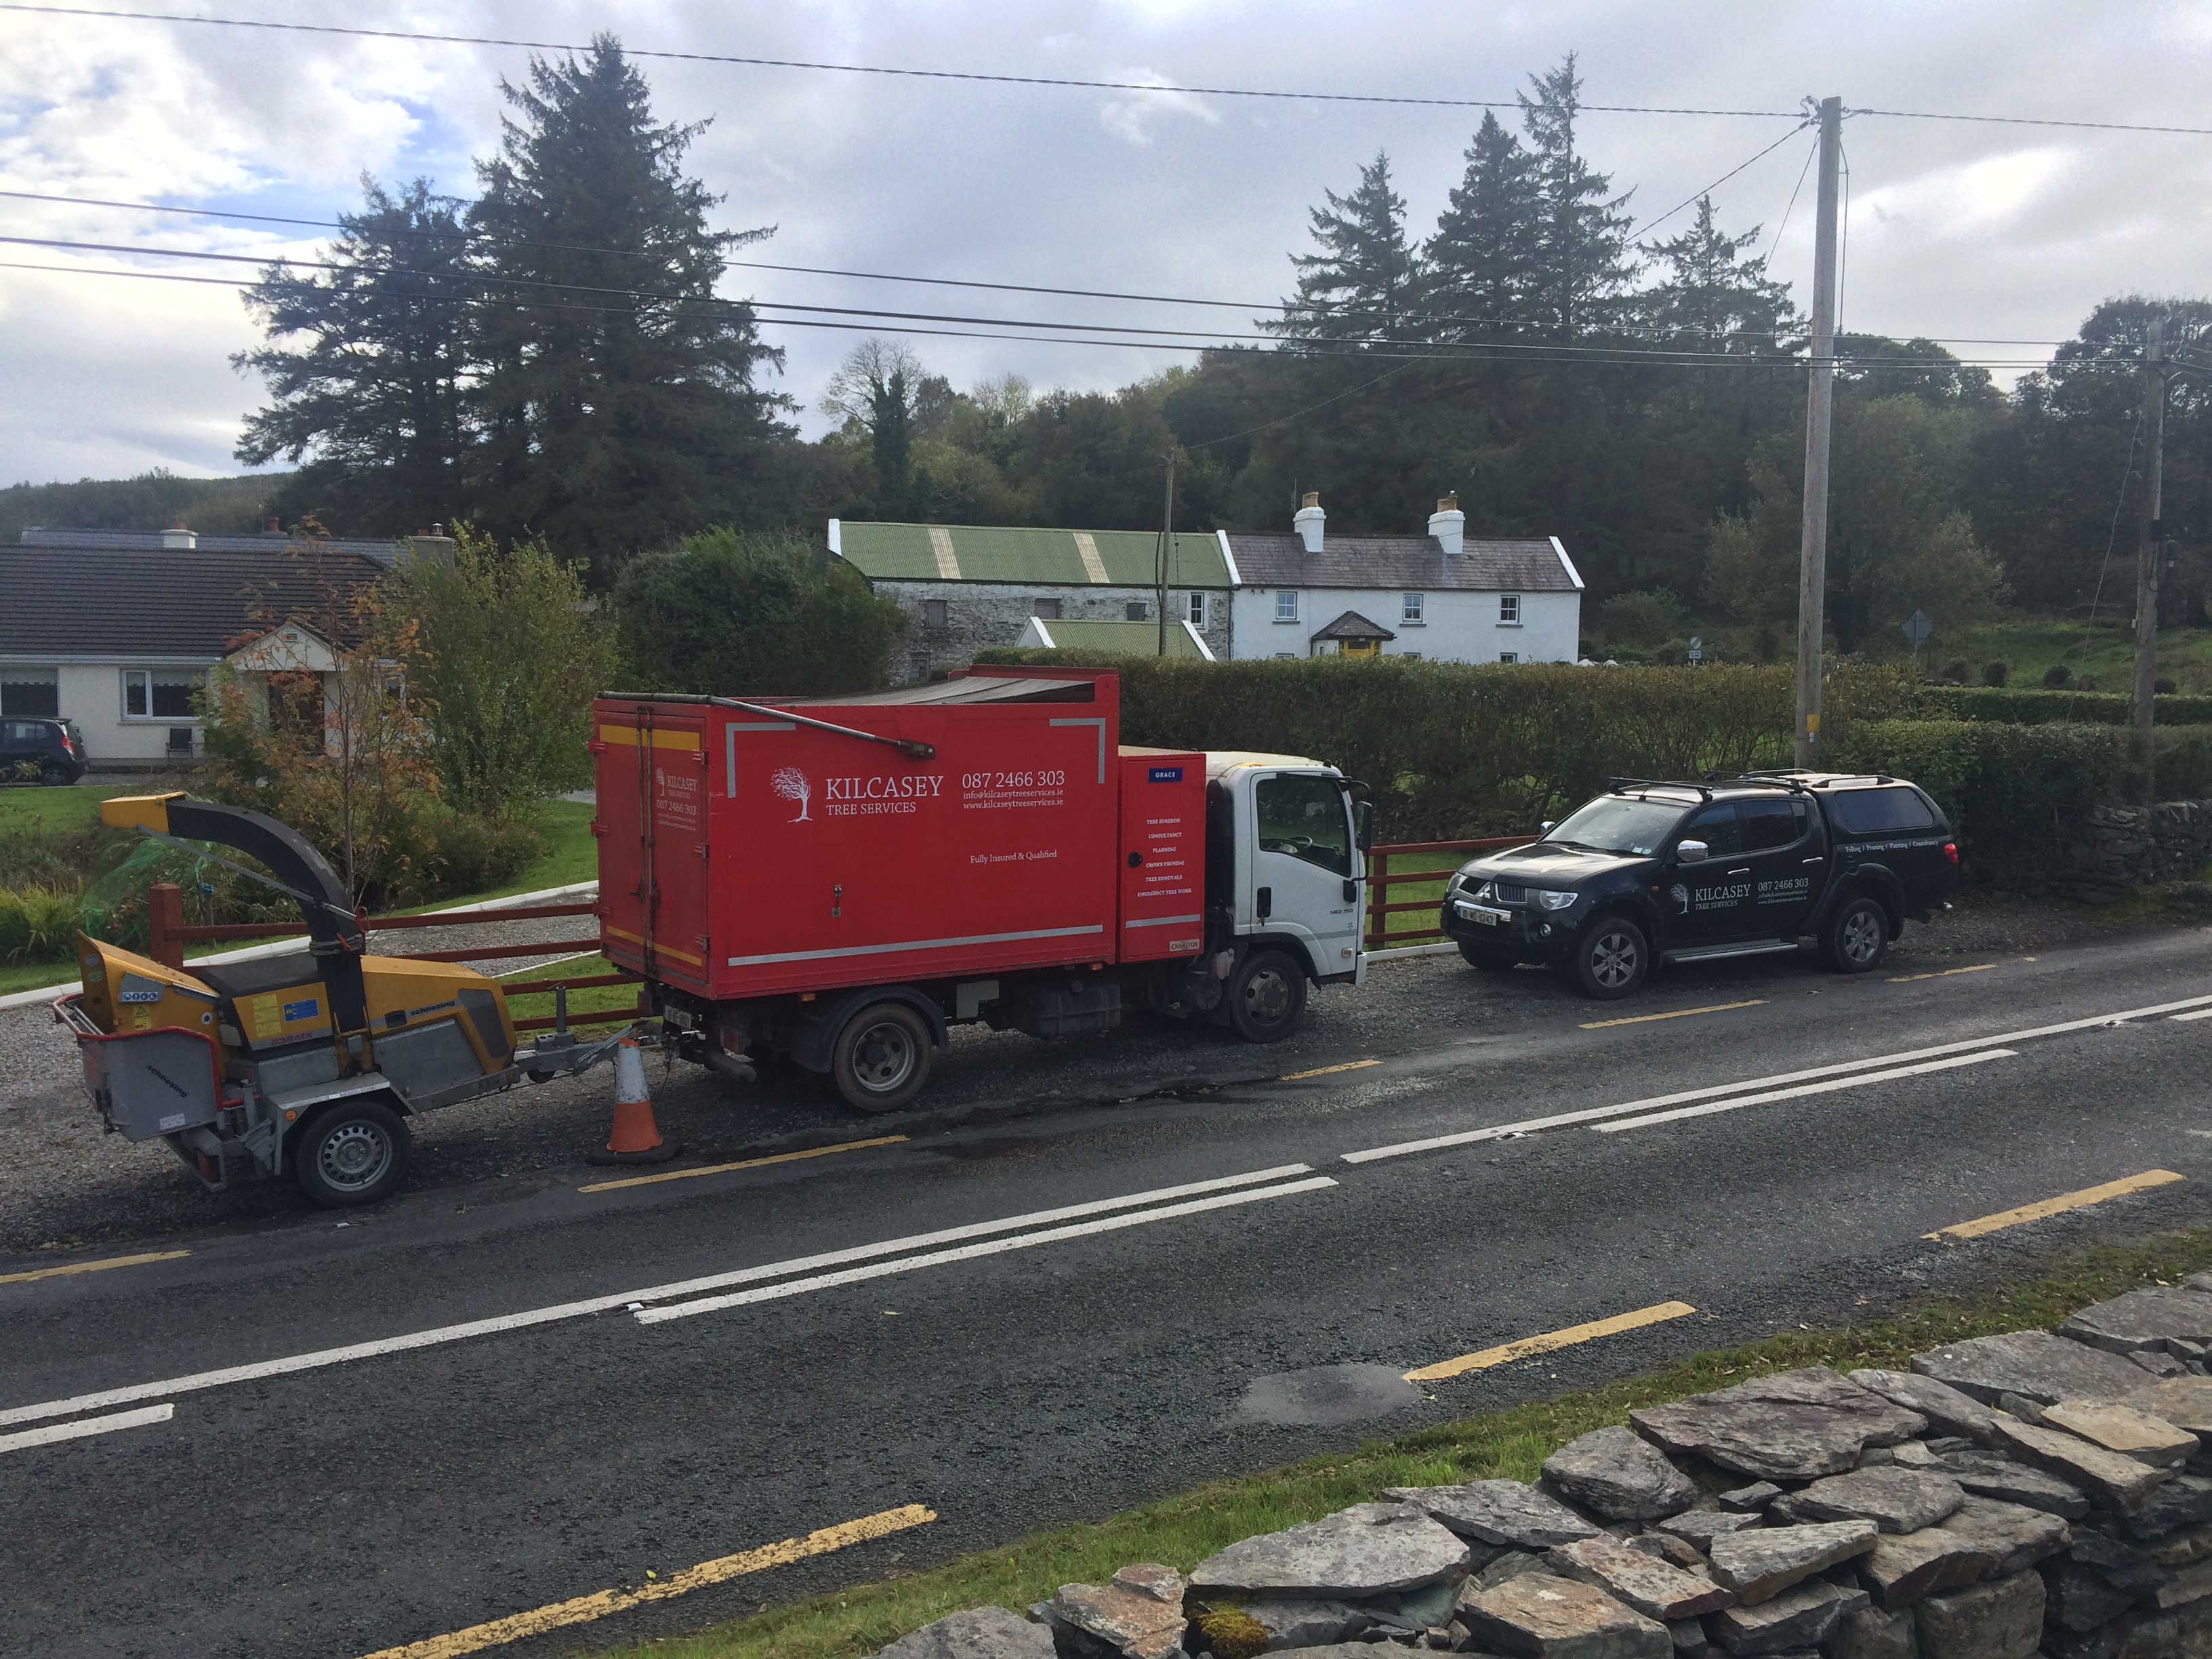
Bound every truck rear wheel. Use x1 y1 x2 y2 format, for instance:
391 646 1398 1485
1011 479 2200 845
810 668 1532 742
1228 950 1307 1043
830 1002 933 1114
293 1096 411 1208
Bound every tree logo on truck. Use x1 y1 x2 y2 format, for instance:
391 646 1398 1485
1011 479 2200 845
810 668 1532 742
771 765 812 821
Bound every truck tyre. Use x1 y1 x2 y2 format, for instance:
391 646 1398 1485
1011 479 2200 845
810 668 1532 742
293 1096 411 1208
1458 941 1516 972
1822 895 1891 974
1572 914 1649 1000
1228 949 1307 1042
830 1001 933 1114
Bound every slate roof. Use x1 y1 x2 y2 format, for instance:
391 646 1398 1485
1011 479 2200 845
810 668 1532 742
0 537 388 661
833 520 1233 588
18 527 413 567
1310 610 1396 642
1223 533 1581 592
1023 617 1213 659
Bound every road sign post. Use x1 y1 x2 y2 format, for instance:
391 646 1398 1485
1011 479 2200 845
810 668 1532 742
1902 610 1932 676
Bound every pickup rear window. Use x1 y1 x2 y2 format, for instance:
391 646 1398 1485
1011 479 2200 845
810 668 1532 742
1829 787 1936 835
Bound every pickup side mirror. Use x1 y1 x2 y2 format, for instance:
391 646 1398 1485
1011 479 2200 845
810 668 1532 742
1675 839 1710 864
1539 820 1557 835
1353 800 1375 854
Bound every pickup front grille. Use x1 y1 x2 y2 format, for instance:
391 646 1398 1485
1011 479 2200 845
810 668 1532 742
1493 882 1528 904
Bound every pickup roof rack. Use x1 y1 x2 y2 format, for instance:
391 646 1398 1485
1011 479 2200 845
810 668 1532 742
1605 776 1710 801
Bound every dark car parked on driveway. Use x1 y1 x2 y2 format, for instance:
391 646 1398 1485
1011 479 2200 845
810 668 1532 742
1440 771 1960 998
1 716 88 784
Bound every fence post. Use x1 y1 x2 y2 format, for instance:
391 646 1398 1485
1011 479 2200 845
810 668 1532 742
148 882 185 970
1366 848 1386 949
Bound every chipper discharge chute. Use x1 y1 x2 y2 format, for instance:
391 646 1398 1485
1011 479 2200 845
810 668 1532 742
54 794 609 1207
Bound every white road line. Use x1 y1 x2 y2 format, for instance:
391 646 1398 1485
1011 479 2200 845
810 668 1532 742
1342 990 2212 1164
2173 1009 2212 1023
0 1401 174 1455
0 1164 1313 1431
637 1176 1340 1324
1593 1050 2017 1134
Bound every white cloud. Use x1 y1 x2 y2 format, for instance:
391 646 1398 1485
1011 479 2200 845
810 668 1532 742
1098 71 1221 145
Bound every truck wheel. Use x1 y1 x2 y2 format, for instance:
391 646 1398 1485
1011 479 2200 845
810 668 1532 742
293 1097 411 1208
831 1002 933 1114
1573 916 1649 1000
1229 949 1307 1042
1822 896 1891 973
1458 941 1516 972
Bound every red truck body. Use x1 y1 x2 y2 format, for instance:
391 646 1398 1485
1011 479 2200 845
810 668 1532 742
591 670 1206 1001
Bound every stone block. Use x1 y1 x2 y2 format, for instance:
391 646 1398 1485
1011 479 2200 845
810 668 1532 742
1933 1496 2070 1578
1860 1526 1995 1611
1542 1427 1698 1522
1989 1414 2171 1513
1706 1576 1866 1655
1542 1536 1734 1621
1940 1450 2089 1517
1456 1573 1671 1658
1654 1510 1763 1551
1385 1481 1604 1549
1772 1468 1965 1533
1707 1520 1879 1604
1191 1502 1471 1597
2043 1397 2200 1466
2043 1559 2141 1632
1912 1571 2044 1659
2123 1473 2212 1540
2116 1591 2212 1656
1847 1369 1999 1443
1051 1566 1188 1659
1828 1602 1919 1659
876 1606 1058 1659
2061 1287 2212 1356
1717 1483 1782 1513
1630 1368 1927 1482
1910 1330 2152 1407
2160 1557 2212 1610
2130 1378 2212 1435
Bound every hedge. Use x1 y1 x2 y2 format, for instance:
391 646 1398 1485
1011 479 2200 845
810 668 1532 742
973 654 1919 839
1917 685 2212 726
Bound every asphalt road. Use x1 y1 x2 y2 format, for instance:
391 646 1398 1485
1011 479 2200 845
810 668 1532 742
5 925 2212 1658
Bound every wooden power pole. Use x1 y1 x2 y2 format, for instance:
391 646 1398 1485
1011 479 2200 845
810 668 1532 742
2133 319 2167 794
1794 96 1843 769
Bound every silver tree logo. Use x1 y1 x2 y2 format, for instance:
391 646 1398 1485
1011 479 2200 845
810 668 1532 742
771 765 812 822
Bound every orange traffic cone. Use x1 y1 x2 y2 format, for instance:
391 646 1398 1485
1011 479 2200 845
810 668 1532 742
586 1036 683 1165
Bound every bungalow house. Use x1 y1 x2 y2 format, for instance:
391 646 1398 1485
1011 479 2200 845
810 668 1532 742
0 525 448 767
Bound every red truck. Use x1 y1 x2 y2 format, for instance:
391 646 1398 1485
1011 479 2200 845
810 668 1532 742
591 668 1372 1112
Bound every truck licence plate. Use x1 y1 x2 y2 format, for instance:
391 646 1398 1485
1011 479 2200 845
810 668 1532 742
1457 902 1510 926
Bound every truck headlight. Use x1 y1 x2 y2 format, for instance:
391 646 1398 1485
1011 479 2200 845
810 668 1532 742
1534 890 1579 911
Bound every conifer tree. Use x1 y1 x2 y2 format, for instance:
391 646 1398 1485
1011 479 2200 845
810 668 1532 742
1421 112 1540 340
1639 197 1798 348
1268 151 1418 344
1517 54 1635 337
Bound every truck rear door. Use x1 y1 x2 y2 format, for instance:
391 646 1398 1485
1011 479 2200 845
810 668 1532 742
592 703 711 989
1250 771 1362 977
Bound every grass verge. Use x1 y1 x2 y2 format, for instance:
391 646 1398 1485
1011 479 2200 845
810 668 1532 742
613 1227 2212 1658
495 951 642 1029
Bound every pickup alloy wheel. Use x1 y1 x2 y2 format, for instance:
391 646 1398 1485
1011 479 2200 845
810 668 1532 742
1229 949 1307 1042
1824 896 1891 973
1574 916 1649 1000
832 1001 933 1113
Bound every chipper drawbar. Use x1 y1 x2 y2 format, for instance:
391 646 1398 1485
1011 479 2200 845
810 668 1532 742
52 794 616 1207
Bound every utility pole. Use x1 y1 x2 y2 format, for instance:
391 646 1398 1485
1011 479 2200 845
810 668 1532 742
1155 450 1176 657
1793 96 1843 769
2133 319 2167 796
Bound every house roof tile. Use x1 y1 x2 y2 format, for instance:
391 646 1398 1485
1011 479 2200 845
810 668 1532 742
834 521 1232 588
1224 532 1579 592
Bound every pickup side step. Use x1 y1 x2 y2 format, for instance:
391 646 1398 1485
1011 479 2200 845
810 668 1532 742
1660 939 1802 965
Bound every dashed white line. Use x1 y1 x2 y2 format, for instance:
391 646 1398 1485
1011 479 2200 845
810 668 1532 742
0 1401 174 1455
1593 1050 2016 1133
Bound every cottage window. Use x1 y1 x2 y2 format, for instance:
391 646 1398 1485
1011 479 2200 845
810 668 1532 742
1498 651 1519 664
123 668 200 720
922 599 949 628
1402 593 1425 624
907 651 932 682
0 666 58 717
1498 594 1521 625
1126 600 1147 621
1274 591 1299 623
1033 597 1062 619
1185 592 1206 628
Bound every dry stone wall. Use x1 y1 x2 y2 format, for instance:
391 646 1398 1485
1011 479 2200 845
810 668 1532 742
2048 800 2212 905
881 1277 2212 1659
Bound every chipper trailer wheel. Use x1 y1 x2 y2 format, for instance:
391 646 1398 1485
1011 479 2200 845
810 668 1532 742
292 1096 412 1208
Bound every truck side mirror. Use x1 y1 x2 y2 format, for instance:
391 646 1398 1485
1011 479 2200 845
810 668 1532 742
1353 801 1374 853
1675 839 1709 864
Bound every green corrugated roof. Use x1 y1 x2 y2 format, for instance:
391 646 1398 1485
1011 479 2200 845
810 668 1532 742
834 522 1231 588
1027 618 1212 658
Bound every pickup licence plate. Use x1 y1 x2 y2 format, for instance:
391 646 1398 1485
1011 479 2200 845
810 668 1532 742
1456 901 1511 926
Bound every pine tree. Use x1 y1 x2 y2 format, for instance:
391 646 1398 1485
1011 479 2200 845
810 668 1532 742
234 177 474 533
1421 112 1540 340
1517 54 1635 337
1268 151 1418 344
1639 197 1799 348
468 35 787 572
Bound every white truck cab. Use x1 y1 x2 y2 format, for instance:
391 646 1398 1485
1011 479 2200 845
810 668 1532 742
1206 753 1370 990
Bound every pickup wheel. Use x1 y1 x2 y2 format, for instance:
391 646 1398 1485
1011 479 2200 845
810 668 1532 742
1228 949 1307 1042
1572 915 1649 1000
292 1097 411 1208
1458 941 1517 972
830 1001 933 1114
1822 895 1891 974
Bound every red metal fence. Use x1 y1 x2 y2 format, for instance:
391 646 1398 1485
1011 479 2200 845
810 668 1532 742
144 882 642 1033
1364 837 1534 951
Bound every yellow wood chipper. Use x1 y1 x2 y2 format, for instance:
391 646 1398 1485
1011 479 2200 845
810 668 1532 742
54 794 615 1206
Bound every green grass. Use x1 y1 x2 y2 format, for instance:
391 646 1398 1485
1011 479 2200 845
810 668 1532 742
604 1229 2212 1659
495 951 642 1029
1879 618 2212 693
0 783 134 836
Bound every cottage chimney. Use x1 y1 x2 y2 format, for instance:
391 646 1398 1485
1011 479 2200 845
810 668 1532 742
162 522 197 550
1428 493 1465 558
264 516 282 534
1293 491 1326 554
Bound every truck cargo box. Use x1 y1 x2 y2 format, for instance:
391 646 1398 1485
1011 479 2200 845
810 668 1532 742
594 672 1138 1001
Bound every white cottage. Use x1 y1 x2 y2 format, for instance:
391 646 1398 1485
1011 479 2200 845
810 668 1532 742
1223 493 1582 664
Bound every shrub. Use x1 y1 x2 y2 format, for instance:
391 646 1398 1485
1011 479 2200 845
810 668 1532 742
1982 661 2009 687
1596 588 1691 647
418 814 541 899
1941 659 1969 684
2042 663 2073 689
1917 686 2212 726
2158 676 2179 695
2076 674 2100 692
0 884 82 963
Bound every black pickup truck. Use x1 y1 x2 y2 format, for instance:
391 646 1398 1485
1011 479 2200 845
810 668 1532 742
1440 771 1960 999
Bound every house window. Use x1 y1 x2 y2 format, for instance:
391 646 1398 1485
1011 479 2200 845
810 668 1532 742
922 599 949 628
1033 597 1062 620
1498 594 1521 625
907 651 932 682
1402 593 1425 624
1275 591 1299 623
1498 651 1519 664
123 668 201 720
1125 600 1147 621
1274 653 1297 660
1401 652 1422 661
1185 592 1206 628
0 666 58 717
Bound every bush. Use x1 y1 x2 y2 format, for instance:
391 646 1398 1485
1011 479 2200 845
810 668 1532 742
0 884 82 963
1597 588 1691 647
1941 659 1969 684
2076 674 2100 692
2158 676 2179 695
418 814 540 899
1982 661 2009 687
2042 663 2073 689
1917 686 2212 726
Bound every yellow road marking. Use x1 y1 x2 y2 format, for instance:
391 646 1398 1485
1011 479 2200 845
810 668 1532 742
1925 1170 2186 1242
360 1504 936 1659
1405 1300 1698 1382
1580 1000 1764 1031
0 1249 189 1288
1890 964 1995 983
579 1135 907 1195
1280 1059 1383 1081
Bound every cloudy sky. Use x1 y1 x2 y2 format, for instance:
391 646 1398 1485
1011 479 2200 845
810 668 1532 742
1 0 2209 485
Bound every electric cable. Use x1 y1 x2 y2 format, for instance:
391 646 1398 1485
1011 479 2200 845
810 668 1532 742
2087 406 2148 621
1637 119 1814 239
1759 129 1820 276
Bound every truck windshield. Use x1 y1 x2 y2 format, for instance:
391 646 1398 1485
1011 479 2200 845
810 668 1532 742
1257 774 1351 876
1545 796 1689 856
